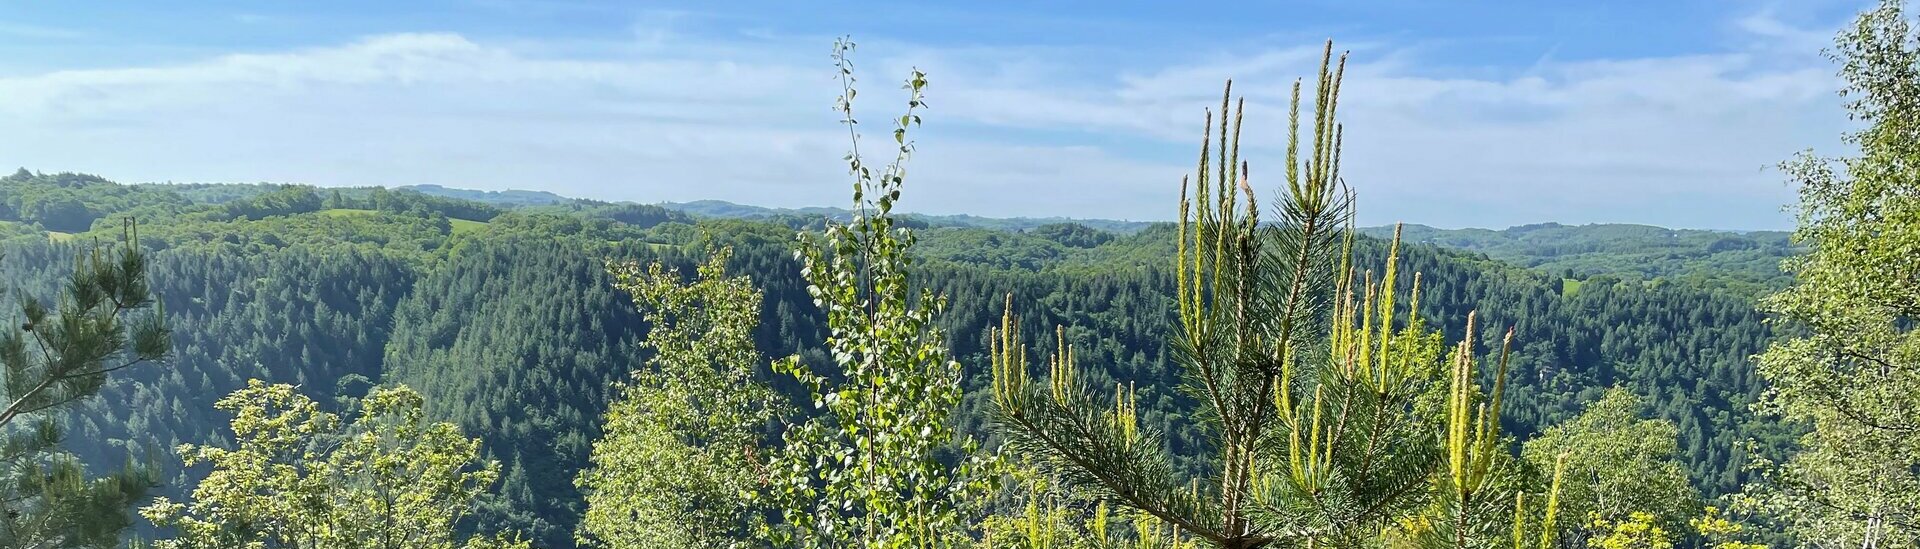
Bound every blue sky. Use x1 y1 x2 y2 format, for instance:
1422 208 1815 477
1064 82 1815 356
0 1 1875 229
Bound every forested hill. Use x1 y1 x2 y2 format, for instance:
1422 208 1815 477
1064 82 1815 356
2 171 1791 547
1358 223 1796 292
400 183 1799 286
656 199 1160 234
398 184 573 207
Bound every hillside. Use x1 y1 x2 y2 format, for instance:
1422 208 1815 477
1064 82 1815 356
1360 223 1796 292
399 184 574 207
2 173 1791 547
660 199 1159 233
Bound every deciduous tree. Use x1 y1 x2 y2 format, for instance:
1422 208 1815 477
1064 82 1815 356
576 248 777 548
1745 1 1920 547
1521 388 1698 547
762 38 997 548
140 381 523 549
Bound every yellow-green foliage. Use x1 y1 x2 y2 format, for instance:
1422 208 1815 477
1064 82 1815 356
1393 313 1562 549
575 248 775 549
974 478 1205 549
1690 507 1765 549
1521 388 1699 547
1744 2 1920 547
141 380 521 549
762 39 998 548
316 208 378 217
448 217 488 235
978 389 1203 549
1586 512 1672 549
988 40 1568 549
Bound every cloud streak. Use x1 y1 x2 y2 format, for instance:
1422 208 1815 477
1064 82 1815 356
0 12 1852 229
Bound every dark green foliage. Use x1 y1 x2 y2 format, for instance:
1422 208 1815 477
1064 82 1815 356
1030 222 1116 248
918 228 1069 270
399 184 572 207
1 220 170 548
0 173 1787 546
382 240 652 547
0 171 191 233
928 226 1784 497
133 208 462 266
662 199 1156 233
1360 223 1796 293
220 186 326 220
514 200 694 229
0 221 42 245
138 183 287 205
4 242 421 545
588 204 691 229
358 188 504 223
1355 239 1787 495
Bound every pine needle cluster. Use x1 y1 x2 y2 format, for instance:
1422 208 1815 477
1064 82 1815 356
1 219 170 548
986 41 1563 549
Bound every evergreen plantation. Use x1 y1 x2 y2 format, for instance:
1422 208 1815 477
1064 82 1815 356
0 169 1788 545
0 1 1915 548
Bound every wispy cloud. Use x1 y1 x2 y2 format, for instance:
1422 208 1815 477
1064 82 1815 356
1735 5 1839 56
0 22 87 40
0 6 1854 229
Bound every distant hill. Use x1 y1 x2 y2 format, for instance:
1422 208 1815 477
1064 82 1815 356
390 185 1156 233
1359 222 1797 291
6 173 1784 288
398 184 572 207
661 199 1156 234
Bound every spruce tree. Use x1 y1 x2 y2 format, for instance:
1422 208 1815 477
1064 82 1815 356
0 219 170 548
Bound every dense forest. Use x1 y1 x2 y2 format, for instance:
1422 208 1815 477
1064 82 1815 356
0 165 1791 546
3 2 1917 548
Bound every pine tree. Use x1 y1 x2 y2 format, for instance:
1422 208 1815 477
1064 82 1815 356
985 41 1562 549
0 219 170 549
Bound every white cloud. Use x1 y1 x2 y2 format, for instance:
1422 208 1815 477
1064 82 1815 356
869 37 1845 229
0 11 1854 229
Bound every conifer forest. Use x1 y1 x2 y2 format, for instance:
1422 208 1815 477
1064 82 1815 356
2 1 1918 548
